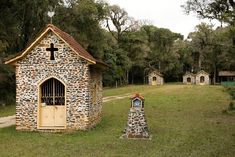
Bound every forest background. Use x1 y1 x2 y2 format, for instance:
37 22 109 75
0 0 235 104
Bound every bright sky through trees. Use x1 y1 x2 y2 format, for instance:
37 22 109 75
107 0 219 38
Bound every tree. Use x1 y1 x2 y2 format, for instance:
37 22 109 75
171 39 194 80
140 25 183 81
106 5 138 41
121 30 148 84
182 0 235 25
104 4 140 85
188 23 214 70
54 0 108 59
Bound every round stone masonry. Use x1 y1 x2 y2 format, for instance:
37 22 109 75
121 93 151 139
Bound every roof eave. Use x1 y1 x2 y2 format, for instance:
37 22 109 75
5 27 52 65
51 29 96 64
5 25 96 65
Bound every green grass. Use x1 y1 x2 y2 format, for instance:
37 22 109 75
0 105 15 117
0 85 235 157
103 85 151 97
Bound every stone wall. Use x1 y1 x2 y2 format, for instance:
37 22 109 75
87 67 103 128
15 31 102 131
122 108 150 139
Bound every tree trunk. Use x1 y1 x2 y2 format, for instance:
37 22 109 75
198 52 202 70
126 70 129 85
131 71 134 84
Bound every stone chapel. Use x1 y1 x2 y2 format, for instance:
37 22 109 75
148 70 164 86
5 24 107 131
183 70 210 85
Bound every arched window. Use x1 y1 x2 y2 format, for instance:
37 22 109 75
153 77 157 81
200 76 205 83
187 77 191 83
41 78 65 105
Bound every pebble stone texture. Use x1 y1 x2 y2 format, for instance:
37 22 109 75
15 31 103 131
122 96 150 139
148 71 164 86
183 72 195 84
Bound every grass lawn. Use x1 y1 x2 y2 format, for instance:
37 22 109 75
0 85 235 157
0 105 15 117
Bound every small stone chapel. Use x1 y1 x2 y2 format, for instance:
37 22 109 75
183 70 210 85
5 24 107 131
195 70 210 85
183 72 195 84
148 70 164 86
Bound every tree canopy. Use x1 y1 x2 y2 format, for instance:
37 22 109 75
0 0 235 104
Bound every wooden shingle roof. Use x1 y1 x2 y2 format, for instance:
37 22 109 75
5 24 96 64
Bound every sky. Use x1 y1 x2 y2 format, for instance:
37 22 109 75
107 0 217 38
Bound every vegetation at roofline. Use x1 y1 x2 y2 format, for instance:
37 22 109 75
0 0 235 105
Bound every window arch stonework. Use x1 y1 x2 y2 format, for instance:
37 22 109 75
40 78 65 106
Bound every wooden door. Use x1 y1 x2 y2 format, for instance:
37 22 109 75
40 106 54 126
152 77 157 85
54 106 66 126
39 78 66 128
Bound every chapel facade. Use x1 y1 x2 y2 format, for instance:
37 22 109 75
195 70 210 85
5 24 106 131
183 72 195 84
148 70 164 86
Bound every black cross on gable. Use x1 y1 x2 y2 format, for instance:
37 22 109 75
46 43 58 60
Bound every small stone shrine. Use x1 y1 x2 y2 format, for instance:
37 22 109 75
121 93 150 139
148 70 164 86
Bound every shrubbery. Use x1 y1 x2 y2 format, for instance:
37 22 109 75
0 65 15 106
226 86 235 111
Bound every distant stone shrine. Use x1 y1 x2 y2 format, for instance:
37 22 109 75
183 70 210 85
195 70 210 85
148 70 164 86
183 72 195 84
121 93 150 139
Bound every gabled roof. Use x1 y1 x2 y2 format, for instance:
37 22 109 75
5 24 96 64
130 93 144 100
196 70 209 76
183 72 195 77
148 70 163 77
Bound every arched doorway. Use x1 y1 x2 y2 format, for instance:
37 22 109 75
152 76 157 85
187 77 191 83
200 76 205 83
39 78 66 128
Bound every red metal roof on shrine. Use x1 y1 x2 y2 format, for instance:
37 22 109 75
130 93 144 100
